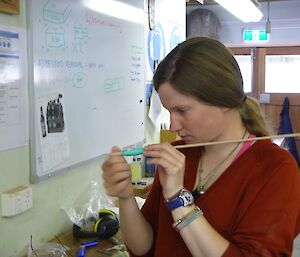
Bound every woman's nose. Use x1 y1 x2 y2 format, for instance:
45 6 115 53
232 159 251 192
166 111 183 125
169 116 182 132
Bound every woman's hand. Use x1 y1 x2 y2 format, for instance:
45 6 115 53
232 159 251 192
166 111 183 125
143 143 186 199
102 146 134 200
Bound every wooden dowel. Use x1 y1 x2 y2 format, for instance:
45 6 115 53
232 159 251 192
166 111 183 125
109 133 300 156
175 132 300 149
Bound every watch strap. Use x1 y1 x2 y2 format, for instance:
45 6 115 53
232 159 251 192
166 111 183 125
164 188 193 211
165 197 184 211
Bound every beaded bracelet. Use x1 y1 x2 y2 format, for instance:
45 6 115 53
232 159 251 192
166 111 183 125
172 206 203 232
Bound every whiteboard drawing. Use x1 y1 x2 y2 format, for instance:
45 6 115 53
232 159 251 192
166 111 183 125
72 22 89 54
43 0 71 24
104 77 125 93
72 72 87 88
45 27 65 48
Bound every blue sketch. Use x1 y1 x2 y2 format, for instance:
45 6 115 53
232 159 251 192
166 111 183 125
130 45 143 83
43 0 71 24
170 27 182 51
45 27 65 48
72 72 87 88
74 24 88 40
147 22 166 73
72 22 89 54
104 77 124 93
42 0 71 51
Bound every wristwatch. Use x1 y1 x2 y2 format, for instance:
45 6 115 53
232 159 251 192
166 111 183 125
164 188 194 211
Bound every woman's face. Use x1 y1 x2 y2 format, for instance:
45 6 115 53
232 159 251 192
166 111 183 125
158 82 228 144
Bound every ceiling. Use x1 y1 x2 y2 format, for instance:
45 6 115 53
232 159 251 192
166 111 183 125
186 0 285 6
186 0 300 24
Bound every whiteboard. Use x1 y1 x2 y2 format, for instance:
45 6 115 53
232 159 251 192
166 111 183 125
27 0 145 182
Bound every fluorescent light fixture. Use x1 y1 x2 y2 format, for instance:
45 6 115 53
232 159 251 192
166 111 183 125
214 0 263 22
83 0 144 24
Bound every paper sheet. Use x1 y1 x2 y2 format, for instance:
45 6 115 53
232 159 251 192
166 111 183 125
0 26 29 151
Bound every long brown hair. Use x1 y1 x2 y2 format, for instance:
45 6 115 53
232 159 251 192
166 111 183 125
153 37 270 136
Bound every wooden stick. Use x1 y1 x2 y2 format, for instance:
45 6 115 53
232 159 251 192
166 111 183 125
110 133 300 156
175 132 300 149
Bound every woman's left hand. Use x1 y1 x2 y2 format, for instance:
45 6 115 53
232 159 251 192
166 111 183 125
143 143 185 199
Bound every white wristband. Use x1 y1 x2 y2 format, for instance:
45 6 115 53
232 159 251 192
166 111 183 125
172 206 203 232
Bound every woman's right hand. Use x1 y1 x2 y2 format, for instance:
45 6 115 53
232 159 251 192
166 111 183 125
102 146 134 200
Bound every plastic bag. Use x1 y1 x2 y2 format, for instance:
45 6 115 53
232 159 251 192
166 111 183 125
27 242 69 257
61 179 115 231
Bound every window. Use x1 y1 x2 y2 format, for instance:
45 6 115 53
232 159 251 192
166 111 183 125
265 55 300 93
234 55 252 93
230 46 300 144
231 47 252 94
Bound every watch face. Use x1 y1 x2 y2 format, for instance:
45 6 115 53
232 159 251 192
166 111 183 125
164 188 194 211
180 190 194 206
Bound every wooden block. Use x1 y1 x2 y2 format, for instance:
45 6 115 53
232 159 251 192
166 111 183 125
0 0 19 15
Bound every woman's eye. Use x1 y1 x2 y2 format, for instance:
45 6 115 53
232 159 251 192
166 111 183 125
176 109 186 114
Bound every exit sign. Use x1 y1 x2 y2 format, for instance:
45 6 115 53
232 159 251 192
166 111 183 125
243 29 269 42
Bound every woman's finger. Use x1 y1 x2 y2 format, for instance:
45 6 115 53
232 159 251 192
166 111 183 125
144 143 185 173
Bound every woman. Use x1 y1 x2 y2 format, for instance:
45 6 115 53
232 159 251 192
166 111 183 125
102 37 300 256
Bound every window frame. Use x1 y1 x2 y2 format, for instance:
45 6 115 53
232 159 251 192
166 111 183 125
231 46 300 106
